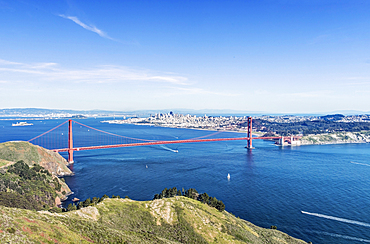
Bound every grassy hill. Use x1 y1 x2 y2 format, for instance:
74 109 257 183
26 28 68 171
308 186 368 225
0 141 308 243
0 141 72 205
0 197 307 244
0 141 72 177
0 158 12 168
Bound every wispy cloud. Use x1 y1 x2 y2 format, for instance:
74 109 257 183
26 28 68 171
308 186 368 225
0 59 188 85
59 14 114 40
0 59 22 65
0 59 237 98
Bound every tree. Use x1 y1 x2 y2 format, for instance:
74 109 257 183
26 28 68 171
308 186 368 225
153 194 160 200
98 194 109 202
161 188 168 198
49 207 62 213
185 188 198 199
83 198 91 207
209 197 217 208
198 193 209 204
77 201 84 209
153 187 226 212
67 203 77 211
92 197 99 204
215 200 225 212
8 160 35 179
31 164 43 172
170 187 176 197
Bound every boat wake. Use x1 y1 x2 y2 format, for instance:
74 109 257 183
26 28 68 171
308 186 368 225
160 145 178 153
308 230 370 243
350 161 370 167
301 211 370 227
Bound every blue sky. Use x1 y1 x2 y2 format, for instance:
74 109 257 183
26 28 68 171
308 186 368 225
1 0 369 113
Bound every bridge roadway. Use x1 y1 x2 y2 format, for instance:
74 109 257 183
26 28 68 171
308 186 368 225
53 136 282 153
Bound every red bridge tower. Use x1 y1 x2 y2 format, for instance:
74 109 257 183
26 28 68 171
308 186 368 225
68 119 74 163
246 117 254 149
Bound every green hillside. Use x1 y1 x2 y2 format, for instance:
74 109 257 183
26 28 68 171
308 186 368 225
0 141 72 205
0 197 307 244
0 158 11 167
0 141 72 177
0 141 308 243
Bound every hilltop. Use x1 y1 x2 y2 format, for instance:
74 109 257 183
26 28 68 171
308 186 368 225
0 197 307 244
0 141 72 177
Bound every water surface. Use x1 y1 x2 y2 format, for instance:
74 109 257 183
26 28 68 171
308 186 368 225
1 118 370 244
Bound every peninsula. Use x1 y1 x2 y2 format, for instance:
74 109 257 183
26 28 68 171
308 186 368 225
102 112 370 146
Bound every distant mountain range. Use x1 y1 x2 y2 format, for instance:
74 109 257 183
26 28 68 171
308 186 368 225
0 108 264 117
0 108 129 117
0 108 369 117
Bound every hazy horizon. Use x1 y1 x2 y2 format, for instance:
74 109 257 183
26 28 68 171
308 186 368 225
1 107 369 117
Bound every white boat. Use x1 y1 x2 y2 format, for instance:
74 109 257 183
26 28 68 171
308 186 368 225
12 122 33 126
227 173 230 180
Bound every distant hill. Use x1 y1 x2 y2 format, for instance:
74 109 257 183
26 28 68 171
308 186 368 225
0 197 307 243
0 108 129 117
320 114 345 121
0 107 264 117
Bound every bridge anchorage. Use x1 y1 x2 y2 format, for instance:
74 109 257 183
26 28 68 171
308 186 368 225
28 118 301 163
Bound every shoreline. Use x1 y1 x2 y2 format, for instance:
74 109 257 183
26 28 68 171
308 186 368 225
102 120 370 146
101 120 249 134
300 131 370 146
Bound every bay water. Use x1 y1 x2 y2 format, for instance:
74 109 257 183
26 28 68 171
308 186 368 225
1 118 370 244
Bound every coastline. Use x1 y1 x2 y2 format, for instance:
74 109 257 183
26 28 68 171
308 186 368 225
300 131 370 145
101 120 248 133
102 120 370 146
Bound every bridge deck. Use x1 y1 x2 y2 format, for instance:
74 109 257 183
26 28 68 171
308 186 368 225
53 136 284 152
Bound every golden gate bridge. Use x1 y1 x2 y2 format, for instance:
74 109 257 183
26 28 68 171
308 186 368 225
28 118 299 163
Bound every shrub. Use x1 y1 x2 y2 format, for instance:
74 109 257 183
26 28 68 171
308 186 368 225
49 207 63 213
154 187 225 212
7 227 16 234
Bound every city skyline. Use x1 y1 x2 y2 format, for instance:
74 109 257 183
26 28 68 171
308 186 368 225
1 0 370 113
